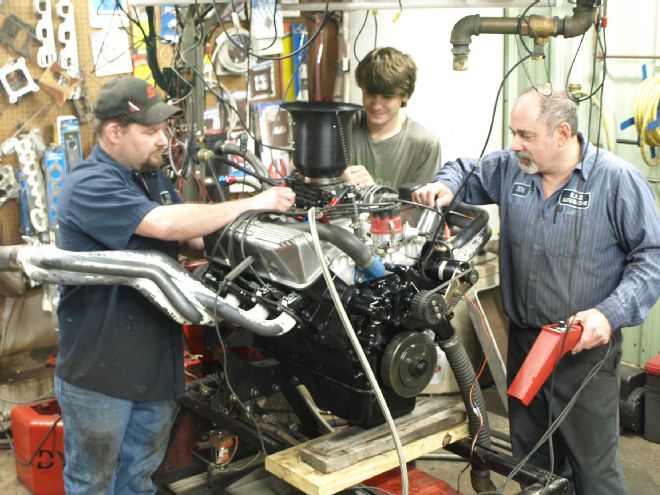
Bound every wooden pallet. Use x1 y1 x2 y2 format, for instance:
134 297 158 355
265 396 469 495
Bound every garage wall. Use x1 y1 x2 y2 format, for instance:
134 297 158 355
594 1 660 368
504 1 660 367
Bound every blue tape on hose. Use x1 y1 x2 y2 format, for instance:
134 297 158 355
648 105 660 131
642 64 648 80
620 117 635 131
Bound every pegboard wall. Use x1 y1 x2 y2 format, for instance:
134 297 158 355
0 1 171 244
0 2 341 244
0 0 102 152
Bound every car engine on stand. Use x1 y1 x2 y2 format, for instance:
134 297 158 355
163 101 497 492
199 101 490 424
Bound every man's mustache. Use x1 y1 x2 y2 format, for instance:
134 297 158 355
515 151 533 162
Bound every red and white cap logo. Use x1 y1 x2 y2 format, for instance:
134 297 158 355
128 100 141 113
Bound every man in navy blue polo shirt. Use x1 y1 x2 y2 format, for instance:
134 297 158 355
413 84 660 495
55 77 295 495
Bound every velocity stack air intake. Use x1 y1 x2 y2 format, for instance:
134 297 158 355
281 101 361 183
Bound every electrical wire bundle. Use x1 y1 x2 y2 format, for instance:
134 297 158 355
212 18 250 74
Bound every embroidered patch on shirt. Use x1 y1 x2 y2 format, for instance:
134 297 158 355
160 191 173 205
559 189 590 209
511 183 530 197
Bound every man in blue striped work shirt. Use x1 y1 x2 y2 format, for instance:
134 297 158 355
413 84 660 495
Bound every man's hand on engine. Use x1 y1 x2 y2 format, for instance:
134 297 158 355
412 182 454 208
252 186 296 212
342 165 376 187
569 308 613 354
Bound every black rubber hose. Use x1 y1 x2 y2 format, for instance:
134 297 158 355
439 333 492 447
146 7 178 96
435 317 494 492
288 222 374 268
448 203 490 250
217 142 269 178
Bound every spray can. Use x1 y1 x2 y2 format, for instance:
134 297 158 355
424 330 448 385
429 345 448 385
208 430 236 466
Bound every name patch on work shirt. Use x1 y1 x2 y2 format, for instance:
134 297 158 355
511 183 530 197
559 189 590 209
160 191 173 205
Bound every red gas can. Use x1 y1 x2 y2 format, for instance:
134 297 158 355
10 399 65 495
365 467 463 494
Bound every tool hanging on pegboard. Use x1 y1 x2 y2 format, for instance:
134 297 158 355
43 146 66 233
0 163 20 245
0 14 39 58
70 74 94 124
13 139 61 308
56 0 79 76
35 0 58 68
56 0 94 123
0 57 40 104
12 133 49 240
0 164 19 208
56 115 82 170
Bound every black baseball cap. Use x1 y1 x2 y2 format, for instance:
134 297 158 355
94 77 182 125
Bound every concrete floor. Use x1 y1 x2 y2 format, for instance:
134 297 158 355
417 387 660 495
1 354 659 495
0 449 30 495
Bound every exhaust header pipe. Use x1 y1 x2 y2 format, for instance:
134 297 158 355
0 244 296 336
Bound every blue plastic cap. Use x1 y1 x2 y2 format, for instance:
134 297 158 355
354 256 386 283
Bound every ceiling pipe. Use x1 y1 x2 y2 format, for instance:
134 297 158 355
450 0 600 70
277 1 557 11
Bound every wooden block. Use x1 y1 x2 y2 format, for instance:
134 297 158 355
266 422 469 495
265 400 469 495
301 396 464 473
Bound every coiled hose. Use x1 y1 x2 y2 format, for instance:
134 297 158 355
633 75 660 166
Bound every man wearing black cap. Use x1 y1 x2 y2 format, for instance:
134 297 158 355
54 77 295 494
